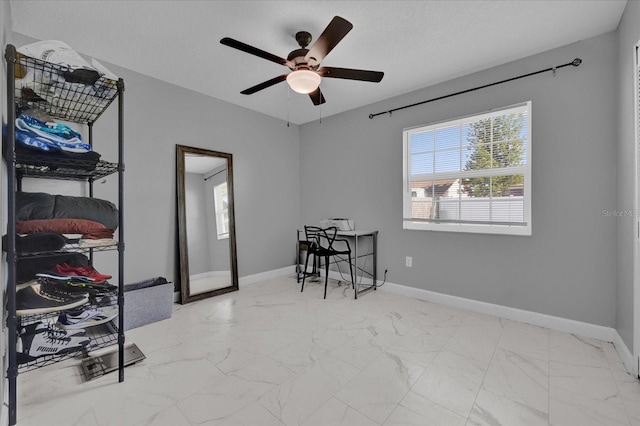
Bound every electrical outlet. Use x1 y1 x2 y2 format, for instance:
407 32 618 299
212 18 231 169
406 256 412 267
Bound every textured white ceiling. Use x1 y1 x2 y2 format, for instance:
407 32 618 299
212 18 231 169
9 1 626 125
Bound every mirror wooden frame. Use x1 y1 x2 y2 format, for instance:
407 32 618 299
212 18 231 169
176 144 239 303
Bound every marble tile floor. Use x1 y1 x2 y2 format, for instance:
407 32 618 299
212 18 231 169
16 275 640 426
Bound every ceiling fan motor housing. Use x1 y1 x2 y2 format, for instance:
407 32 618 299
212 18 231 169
287 48 314 69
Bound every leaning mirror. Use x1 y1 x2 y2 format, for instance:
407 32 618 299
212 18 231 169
176 144 238 303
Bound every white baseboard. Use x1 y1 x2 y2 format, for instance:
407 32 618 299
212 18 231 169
612 330 637 377
239 265 296 287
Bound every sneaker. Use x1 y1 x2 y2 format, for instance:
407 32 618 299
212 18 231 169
36 271 95 283
65 280 117 293
15 279 38 291
17 325 90 363
38 279 90 300
16 284 89 316
53 263 111 284
58 306 118 329
20 321 86 337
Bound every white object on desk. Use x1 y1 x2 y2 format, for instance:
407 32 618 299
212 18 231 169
319 218 355 231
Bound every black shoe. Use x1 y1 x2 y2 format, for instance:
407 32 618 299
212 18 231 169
16 284 89 316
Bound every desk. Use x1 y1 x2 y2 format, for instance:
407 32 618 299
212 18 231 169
297 229 378 299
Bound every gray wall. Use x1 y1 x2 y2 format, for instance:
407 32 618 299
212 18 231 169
299 32 618 327
616 1 640 351
10 32 301 290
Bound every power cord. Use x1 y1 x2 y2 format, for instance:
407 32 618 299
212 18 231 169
331 255 388 289
377 269 388 288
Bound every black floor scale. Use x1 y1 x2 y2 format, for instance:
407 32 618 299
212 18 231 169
81 342 146 380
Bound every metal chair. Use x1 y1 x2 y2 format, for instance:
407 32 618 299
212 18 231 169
300 226 354 299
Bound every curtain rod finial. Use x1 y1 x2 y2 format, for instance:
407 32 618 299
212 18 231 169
572 58 582 67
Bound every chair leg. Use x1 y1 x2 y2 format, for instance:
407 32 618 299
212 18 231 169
348 253 355 290
324 255 330 299
301 251 311 293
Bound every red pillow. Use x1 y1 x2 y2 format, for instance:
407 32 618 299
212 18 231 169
16 219 107 234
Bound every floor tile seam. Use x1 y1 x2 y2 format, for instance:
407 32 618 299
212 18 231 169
400 370 476 421
394 388 467 425
260 353 308 382
472 385 551 424
604 357 636 426
253 401 288 426
465 323 506 422
256 392 288 425
292 384 342 426
378 385 412 426
547 358 619 376
141 403 189 426
381 346 438 375
478 353 551 414
546 369 627 411
332 392 383 426
217 391 276 426
547 378 631 423
325 338 386 372
318 349 401 424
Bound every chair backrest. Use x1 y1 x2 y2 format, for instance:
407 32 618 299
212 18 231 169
304 226 338 251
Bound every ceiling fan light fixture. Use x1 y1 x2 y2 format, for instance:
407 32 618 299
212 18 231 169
286 70 321 94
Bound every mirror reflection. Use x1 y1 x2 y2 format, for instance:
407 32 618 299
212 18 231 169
177 144 238 303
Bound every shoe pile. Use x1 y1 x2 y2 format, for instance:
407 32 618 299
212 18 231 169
15 261 119 363
17 321 89 364
33 262 116 301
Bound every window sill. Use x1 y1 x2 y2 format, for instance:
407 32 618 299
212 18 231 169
403 222 531 236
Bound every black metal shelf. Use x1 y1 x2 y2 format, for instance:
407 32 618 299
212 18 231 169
16 157 119 181
15 242 119 260
5 43 126 425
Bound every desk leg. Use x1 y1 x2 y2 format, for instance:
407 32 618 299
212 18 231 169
373 232 377 291
354 235 359 300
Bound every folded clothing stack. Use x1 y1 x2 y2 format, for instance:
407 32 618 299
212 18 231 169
2 232 67 254
15 114 91 153
16 192 119 230
3 110 101 171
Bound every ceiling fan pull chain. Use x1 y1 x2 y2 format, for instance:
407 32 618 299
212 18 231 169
319 85 322 124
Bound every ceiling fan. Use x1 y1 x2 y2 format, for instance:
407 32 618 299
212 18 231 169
220 16 384 105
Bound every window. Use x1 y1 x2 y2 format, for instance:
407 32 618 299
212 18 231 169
403 102 531 235
214 182 229 239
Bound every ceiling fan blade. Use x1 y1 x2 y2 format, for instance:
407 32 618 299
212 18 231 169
240 74 288 95
221 37 293 68
305 16 353 65
318 67 384 82
308 87 326 105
